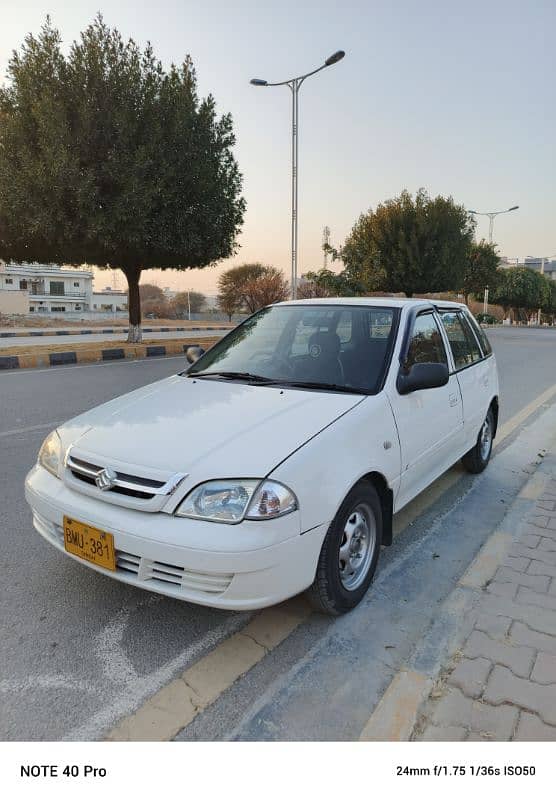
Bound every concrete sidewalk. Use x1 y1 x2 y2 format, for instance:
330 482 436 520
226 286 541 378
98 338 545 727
411 456 556 741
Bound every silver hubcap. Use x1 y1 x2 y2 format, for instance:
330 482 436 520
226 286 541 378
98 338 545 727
479 417 492 461
338 503 376 591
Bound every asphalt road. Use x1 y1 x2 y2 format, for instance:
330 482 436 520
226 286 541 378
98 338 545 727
0 328 229 348
1 326 555 740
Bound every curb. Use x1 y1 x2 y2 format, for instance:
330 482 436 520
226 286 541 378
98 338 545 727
0 337 220 370
359 444 556 742
0 325 230 338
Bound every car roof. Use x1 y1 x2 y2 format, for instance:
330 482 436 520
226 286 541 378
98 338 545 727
274 297 467 310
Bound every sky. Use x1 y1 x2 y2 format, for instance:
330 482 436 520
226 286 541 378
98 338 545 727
1 0 555 294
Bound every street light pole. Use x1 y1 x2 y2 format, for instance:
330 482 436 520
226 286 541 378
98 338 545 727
251 50 345 300
468 205 519 244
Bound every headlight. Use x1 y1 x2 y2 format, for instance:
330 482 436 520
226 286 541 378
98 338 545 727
175 479 297 523
38 430 63 478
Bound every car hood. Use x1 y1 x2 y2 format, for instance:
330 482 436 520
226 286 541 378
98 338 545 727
60 374 364 479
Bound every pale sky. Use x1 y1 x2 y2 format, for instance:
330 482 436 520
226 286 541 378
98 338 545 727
1 0 555 295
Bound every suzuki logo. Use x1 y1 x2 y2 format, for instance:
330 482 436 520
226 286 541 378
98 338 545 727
95 467 117 491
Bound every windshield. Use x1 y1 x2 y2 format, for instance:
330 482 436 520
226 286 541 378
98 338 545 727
187 304 399 394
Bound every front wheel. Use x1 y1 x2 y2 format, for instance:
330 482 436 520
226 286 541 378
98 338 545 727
461 408 494 474
307 481 383 615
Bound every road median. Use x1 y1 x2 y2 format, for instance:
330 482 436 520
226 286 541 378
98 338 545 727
0 335 221 370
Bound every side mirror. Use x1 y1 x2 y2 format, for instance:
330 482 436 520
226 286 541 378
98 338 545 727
397 362 449 395
186 345 205 365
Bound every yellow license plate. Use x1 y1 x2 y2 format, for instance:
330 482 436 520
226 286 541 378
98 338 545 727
63 516 116 571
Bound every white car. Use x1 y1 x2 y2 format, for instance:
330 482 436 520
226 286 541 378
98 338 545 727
25 299 499 615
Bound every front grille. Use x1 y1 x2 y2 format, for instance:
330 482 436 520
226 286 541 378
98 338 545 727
64 451 187 510
68 455 168 500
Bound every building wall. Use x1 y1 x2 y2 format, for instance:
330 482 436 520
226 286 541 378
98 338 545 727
0 289 29 315
92 292 128 312
0 263 94 313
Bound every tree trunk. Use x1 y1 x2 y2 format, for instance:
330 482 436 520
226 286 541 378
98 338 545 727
124 267 142 343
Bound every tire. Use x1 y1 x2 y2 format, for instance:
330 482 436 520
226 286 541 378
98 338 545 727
307 481 383 615
461 407 494 474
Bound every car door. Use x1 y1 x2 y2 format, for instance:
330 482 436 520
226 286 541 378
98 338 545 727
387 310 464 510
437 308 491 446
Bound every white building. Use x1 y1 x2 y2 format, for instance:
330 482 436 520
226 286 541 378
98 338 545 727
0 262 93 313
500 257 556 281
92 290 128 312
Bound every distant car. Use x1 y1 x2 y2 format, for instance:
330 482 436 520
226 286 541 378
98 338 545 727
26 299 499 615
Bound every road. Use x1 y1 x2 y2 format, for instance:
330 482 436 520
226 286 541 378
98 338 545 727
0 328 229 349
1 326 555 740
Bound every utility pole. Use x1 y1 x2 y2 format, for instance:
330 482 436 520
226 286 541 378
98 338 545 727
323 226 331 269
251 51 346 300
469 205 519 243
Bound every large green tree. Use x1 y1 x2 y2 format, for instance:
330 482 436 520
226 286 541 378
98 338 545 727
334 189 475 297
0 17 245 341
490 267 550 321
462 239 500 305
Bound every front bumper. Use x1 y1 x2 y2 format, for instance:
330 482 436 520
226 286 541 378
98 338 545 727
25 465 328 610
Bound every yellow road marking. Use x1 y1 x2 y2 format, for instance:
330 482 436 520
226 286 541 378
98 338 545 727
105 597 311 741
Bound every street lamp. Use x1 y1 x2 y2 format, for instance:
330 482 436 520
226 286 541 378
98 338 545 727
468 205 519 244
250 50 346 299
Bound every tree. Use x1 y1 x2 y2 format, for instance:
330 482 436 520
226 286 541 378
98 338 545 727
297 274 335 299
172 290 206 316
462 240 500 306
0 17 245 341
243 268 289 312
335 189 475 297
299 268 363 298
217 292 238 323
490 267 548 322
139 283 165 303
217 263 289 317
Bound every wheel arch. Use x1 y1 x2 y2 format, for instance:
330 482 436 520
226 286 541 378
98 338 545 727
490 395 499 438
359 471 394 546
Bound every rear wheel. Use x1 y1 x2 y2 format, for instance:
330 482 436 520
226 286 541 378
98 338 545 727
307 481 382 615
461 407 494 474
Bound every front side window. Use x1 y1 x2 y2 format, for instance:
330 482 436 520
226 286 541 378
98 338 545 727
188 304 399 394
439 311 482 369
406 313 448 367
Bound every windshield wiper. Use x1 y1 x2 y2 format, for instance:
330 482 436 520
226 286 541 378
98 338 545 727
188 371 277 383
189 372 369 394
271 380 369 395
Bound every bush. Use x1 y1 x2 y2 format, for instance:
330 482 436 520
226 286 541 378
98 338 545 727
475 312 499 325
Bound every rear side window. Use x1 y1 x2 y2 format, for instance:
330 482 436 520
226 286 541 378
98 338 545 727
464 311 492 356
406 313 448 367
439 311 482 369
